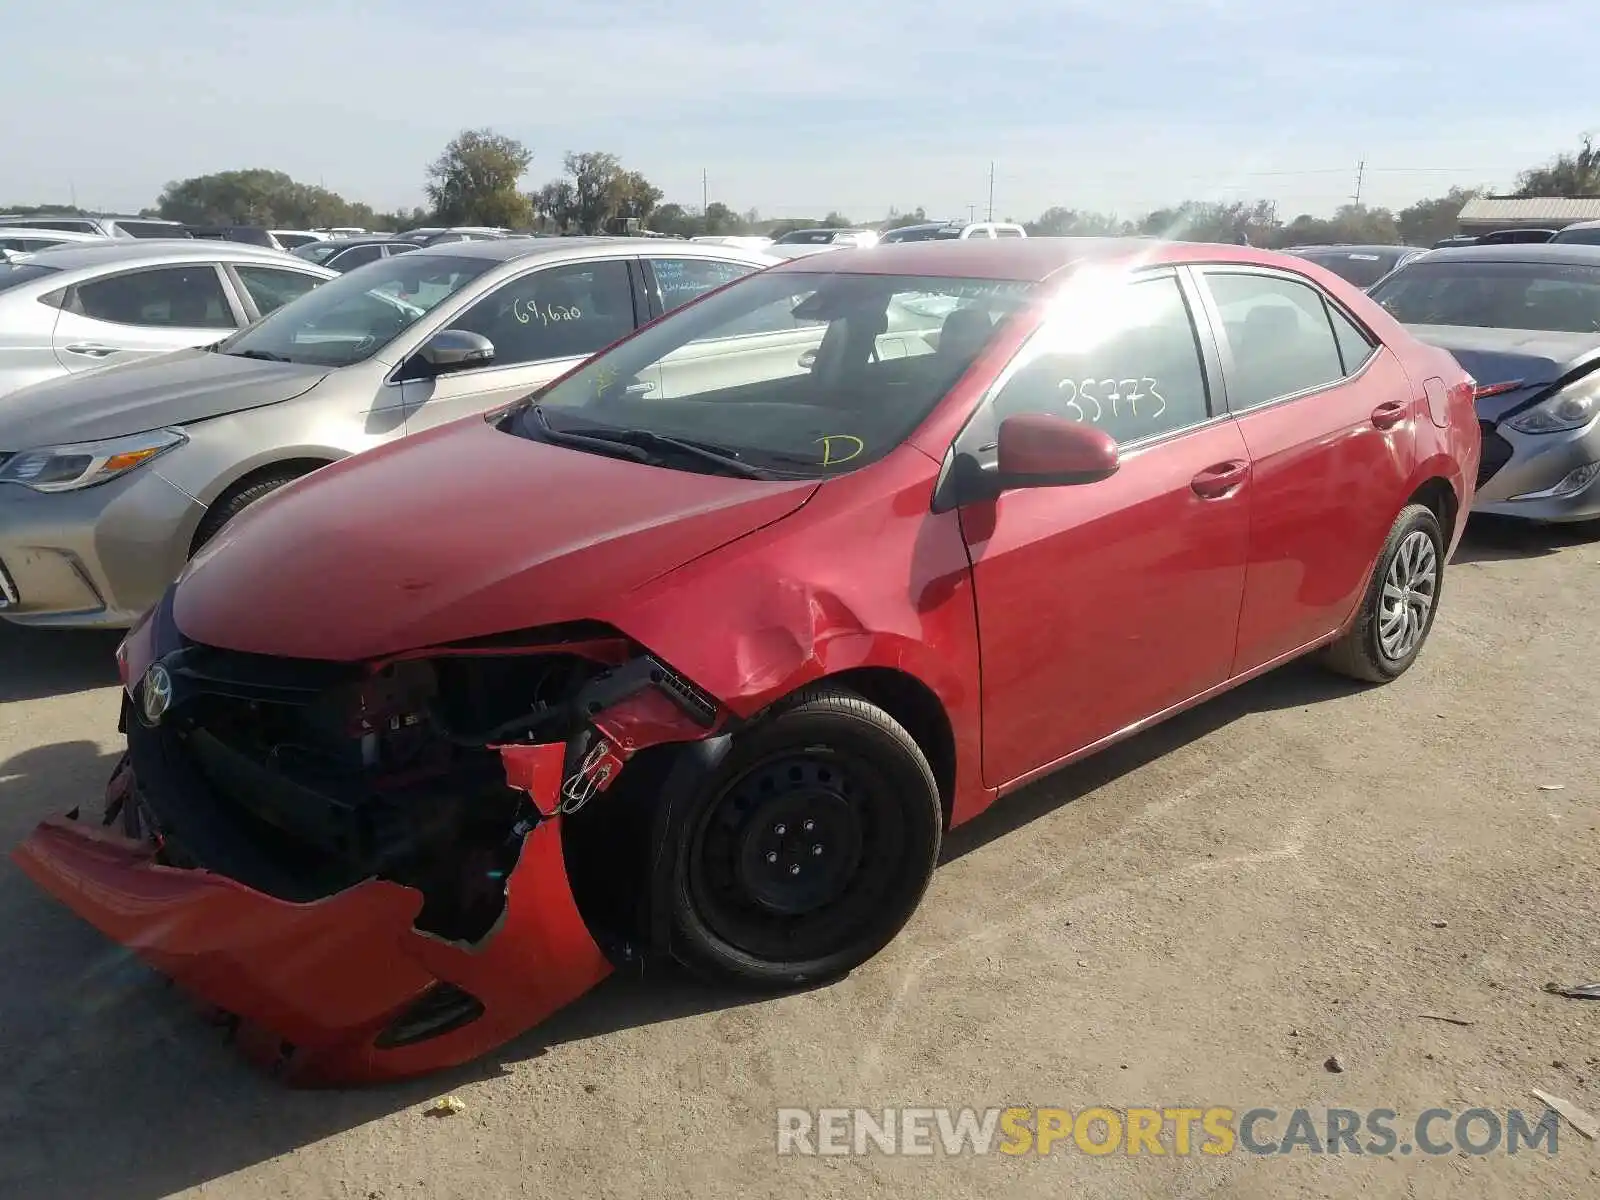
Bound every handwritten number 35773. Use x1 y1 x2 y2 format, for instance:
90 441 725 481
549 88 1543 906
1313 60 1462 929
1056 378 1165 423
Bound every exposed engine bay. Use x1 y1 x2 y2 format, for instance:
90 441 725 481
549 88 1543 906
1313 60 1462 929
118 627 721 946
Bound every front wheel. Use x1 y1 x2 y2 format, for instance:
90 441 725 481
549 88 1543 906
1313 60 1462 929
1322 503 1445 683
668 687 942 988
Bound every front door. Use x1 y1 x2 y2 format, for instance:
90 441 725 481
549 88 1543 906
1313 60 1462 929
397 258 642 432
956 269 1252 787
1195 268 1421 672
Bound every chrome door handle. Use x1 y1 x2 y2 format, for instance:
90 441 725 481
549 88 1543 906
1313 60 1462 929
64 343 117 357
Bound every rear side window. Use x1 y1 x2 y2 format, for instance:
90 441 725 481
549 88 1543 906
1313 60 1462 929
1204 272 1345 409
330 244 384 271
989 273 1211 445
73 265 235 329
235 265 323 315
651 257 759 313
114 221 189 239
995 226 1025 238
0 263 61 293
1327 304 1376 374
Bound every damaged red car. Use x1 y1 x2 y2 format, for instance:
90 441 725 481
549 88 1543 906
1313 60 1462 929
13 239 1480 1084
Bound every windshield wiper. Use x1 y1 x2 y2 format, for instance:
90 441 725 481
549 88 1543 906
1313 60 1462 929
526 407 769 478
229 348 290 363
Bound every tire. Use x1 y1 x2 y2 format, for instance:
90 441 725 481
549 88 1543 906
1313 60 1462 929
190 470 307 555
1321 503 1445 683
668 686 942 988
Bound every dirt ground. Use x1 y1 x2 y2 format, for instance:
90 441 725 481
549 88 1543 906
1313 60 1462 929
1 515 1597 1200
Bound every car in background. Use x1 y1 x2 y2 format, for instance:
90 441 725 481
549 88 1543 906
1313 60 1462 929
291 236 420 272
690 235 774 251
0 241 335 399
879 221 1028 242
270 230 322 250
0 237 776 628
0 214 190 239
310 227 370 239
1549 219 1600 246
770 228 880 250
8 238 1477 1084
187 226 325 253
398 227 514 246
1282 244 1428 289
1369 242 1600 522
1474 229 1557 246
0 227 111 254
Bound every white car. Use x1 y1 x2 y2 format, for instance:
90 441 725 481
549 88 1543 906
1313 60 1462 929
0 227 110 254
0 241 336 399
878 221 1028 242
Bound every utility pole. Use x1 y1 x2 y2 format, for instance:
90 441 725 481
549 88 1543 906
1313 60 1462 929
968 203 976 224
987 162 995 222
701 168 708 216
1352 158 1365 207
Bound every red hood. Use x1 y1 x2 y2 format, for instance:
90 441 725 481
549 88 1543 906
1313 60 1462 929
174 419 818 659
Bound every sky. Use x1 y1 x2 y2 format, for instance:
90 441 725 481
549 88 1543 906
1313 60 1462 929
2 0 1592 224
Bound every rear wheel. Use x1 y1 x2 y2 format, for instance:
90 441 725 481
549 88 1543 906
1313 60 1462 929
668 687 942 987
1322 503 1444 683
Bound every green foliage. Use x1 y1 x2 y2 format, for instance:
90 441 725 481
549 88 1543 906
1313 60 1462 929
1515 134 1600 197
425 129 534 227
155 169 380 228
531 152 662 234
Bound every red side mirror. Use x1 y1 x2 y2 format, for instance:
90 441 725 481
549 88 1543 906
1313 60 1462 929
996 412 1120 487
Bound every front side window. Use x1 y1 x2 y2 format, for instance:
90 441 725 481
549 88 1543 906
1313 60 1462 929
1551 226 1600 246
1369 259 1600 333
448 260 635 367
986 272 1210 445
16 219 98 234
73 265 234 329
1204 272 1346 409
330 244 384 271
0 263 60 294
234 265 325 315
651 257 759 313
219 252 497 366
513 271 1037 476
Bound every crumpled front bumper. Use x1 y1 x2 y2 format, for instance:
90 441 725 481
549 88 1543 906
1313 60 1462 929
10 768 613 1087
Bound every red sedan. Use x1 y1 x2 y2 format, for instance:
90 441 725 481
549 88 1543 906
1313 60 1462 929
14 238 1480 1084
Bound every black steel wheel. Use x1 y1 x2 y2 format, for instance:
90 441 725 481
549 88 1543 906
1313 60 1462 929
668 687 941 987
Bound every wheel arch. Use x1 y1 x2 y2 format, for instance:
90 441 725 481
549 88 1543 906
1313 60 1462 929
185 454 342 557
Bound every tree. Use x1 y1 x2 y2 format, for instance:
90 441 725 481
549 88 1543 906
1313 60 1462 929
1515 133 1600 196
1139 200 1278 245
530 152 666 234
1024 206 1131 237
882 207 929 230
648 202 698 239
425 128 533 227
1397 187 1477 246
155 169 379 228
1274 204 1399 247
821 211 853 228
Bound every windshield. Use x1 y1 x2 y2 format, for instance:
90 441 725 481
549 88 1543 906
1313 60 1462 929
219 252 497 366
1296 250 1405 288
294 243 341 263
1370 260 1600 333
116 221 190 238
774 230 838 245
1552 227 1600 246
0 262 60 293
510 270 1037 477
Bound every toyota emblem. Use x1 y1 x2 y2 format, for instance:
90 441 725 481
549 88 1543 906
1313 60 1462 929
140 663 173 727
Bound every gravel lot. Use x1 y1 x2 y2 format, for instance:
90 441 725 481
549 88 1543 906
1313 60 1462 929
2 515 1597 1200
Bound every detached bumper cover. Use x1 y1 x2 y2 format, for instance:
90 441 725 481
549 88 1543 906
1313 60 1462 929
11 802 612 1086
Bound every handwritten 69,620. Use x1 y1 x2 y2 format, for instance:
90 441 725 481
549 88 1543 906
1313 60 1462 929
513 297 583 326
1055 377 1166 423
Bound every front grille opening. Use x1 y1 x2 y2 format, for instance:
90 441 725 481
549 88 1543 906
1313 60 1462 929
375 983 486 1049
1478 420 1514 488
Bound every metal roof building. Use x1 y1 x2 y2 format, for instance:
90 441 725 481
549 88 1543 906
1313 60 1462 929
1457 195 1600 232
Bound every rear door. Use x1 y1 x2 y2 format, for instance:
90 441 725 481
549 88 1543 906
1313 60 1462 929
395 257 644 432
1193 266 1421 673
955 268 1252 786
50 263 242 372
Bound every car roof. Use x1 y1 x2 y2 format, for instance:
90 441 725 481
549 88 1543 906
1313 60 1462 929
1559 219 1600 232
413 235 777 266
767 236 1336 281
1405 242 1600 266
1288 244 1418 255
14 239 326 270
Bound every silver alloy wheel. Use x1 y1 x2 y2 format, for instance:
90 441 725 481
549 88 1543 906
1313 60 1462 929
1378 528 1438 660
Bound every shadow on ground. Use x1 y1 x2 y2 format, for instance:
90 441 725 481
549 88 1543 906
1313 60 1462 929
1451 512 1599 565
0 623 122 703
0 653 1363 1200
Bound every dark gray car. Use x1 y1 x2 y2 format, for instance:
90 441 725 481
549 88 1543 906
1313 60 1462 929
1369 243 1600 521
0 238 776 628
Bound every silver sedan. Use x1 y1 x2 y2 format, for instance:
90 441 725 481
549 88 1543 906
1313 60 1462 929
0 237 777 628
0 240 336 399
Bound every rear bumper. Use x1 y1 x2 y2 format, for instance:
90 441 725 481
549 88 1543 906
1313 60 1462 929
10 780 612 1086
